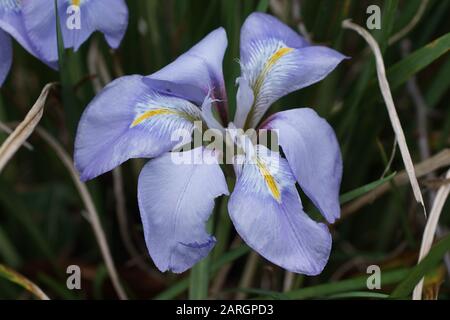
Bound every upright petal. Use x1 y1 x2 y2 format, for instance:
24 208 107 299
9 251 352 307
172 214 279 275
138 147 229 273
144 28 228 122
262 108 342 223
22 0 128 63
240 12 309 64
74 75 202 181
0 0 57 68
228 145 332 275
239 13 347 127
0 29 12 86
233 77 254 129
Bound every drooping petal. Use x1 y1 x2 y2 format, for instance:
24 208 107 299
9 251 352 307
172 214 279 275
85 0 128 49
0 29 12 86
21 0 128 63
144 28 228 122
0 0 57 69
74 75 202 181
262 108 342 223
228 145 332 275
239 12 347 127
0 0 32 51
138 147 229 273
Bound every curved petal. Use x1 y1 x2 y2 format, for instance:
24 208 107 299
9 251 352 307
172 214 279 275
0 0 57 68
233 77 254 129
239 13 347 127
85 0 128 49
144 28 228 122
0 29 12 86
138 147 229 273
240 12 309 64
228 145 332 275
262 108 342 223
22 0 128 63
74 75 202 181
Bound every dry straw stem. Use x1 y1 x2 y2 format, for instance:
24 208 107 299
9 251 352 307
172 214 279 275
0 83 55 173
34 127 128 300
340 149 450 222
0 264 50 300
342 19 425 214
0 122 33 151
0 81 127 299
413 169 450 300
388 0 430 45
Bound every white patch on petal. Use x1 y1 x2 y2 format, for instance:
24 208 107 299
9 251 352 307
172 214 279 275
241 38 297 127
130 93 201 129
237 145 295 202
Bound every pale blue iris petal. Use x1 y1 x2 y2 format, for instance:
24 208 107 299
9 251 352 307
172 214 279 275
74 75 201 181
144 28 228 122
21 0 128 63
239 12 347 127
240 12 309 65
229 145 332 275
262 108 343 223
0 0 57 69
0 29 12 86
138 147 229 273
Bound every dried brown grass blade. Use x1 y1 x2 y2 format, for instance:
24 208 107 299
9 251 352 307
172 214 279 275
0 83 55 173
35 127 128 300
340 149 450 221
0 264 50 300
342 20 425 215
413 169 450 300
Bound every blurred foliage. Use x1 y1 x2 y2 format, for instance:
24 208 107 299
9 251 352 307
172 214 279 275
0 0 449 299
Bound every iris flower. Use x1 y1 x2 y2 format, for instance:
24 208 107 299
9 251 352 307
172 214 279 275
75 13 346 275
0 0 55 86
0 0 128 86
21 0 128 63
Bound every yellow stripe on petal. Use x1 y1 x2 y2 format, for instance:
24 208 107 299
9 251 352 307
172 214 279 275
266 47 294 68
253 46 293 98
72 0 80 6
130 109 177 128
256 159 281 201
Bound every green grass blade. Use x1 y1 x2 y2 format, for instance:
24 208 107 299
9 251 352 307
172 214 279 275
387 32 450 90
256 0 270 12
0 264 49 300
156 244 250 300
55 0 79 135
390 234 450 299
339 172 397 205
224 287 289 300
425 56 450 108
0 226 21 268
189 217 214 299
327 291 389 299
285 268 409 299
